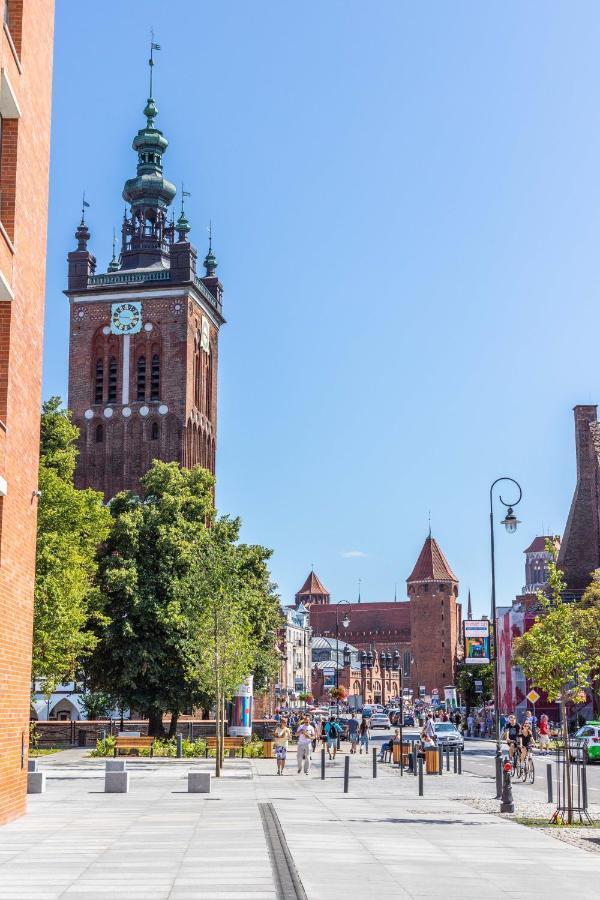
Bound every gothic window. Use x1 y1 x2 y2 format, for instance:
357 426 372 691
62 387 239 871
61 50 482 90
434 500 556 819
94 358 103 404
136 355 146 401
403 651 411 677
150 353 160 400
107 357 117 403
151 421 159 440
95 424 103 443
204 355 212 418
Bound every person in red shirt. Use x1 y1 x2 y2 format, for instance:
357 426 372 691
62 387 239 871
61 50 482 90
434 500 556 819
539 714 550 754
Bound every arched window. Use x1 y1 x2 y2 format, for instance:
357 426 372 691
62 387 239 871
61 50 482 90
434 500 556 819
107 356 117 403
95 424 103 443
94 358 103 404
136 355 146 401
151 421 159 440
204 355 212 418
150 353 160 400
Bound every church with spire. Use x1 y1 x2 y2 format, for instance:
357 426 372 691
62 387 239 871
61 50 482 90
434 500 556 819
300 535 463 700
66 48 224 498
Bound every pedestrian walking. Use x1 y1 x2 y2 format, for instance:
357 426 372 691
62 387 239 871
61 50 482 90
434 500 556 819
467 713 474 737
359 716 371 754
273 717 291 775
296 716 315 775
538 714 550 754
347 712 359 753
324 716 341 760
425 713 436 743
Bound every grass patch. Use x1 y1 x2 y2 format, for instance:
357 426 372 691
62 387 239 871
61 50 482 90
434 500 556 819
29 747 61 757
514 816 600 828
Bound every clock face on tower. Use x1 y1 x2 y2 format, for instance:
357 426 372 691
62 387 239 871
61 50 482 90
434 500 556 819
110 302 142 334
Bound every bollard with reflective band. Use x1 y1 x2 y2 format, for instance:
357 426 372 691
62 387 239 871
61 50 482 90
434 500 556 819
500 760 514 813
344 755 349 793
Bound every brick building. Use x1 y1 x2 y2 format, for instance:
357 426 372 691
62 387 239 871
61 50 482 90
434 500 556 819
0 1 54 825
305 535 462 698
67 59 223 498
310 638 402 707
557 405 600 596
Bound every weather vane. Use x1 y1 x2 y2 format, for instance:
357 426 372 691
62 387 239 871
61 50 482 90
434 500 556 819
148 29 161 98
81 191 90 223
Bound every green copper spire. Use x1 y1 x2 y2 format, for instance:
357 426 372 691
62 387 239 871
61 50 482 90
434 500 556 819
176 183 191 240
203 220 217 276
108 228 120 271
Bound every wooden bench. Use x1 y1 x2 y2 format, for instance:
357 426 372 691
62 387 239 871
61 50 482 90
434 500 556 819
114 736 155 757
204 736 245 758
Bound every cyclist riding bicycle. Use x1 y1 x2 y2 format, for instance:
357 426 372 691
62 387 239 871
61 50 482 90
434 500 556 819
503 714 521 762
519 721 534 763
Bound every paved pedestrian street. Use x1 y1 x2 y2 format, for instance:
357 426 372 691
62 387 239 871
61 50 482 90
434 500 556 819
2 748 600 899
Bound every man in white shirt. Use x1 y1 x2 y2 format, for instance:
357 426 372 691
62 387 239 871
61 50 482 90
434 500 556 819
296 717 315 774
425 713 436 742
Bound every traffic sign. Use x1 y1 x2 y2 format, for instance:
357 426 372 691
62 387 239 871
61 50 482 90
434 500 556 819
526 689 540 705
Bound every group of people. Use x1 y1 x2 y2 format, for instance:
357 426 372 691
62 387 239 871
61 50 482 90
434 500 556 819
503 712 551 760
271 712 373 775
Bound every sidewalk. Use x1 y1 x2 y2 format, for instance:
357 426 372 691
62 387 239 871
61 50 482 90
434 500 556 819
1 747 600 898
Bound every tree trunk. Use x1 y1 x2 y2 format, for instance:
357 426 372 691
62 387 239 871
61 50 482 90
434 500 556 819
561 698 573 824
221 696 226 768
215 689 221 777
168 711 179 739
148 707 165 738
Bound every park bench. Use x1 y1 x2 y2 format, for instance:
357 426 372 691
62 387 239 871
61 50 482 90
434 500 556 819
114 736 155 757
204 736 245 758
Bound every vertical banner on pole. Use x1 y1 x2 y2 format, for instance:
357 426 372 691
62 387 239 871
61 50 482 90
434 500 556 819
229 675 254 737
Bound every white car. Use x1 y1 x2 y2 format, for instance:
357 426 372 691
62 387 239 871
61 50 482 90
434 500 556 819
370 713 391 729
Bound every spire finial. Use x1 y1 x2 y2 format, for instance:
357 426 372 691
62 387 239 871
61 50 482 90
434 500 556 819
108 227 120 272
357 578 362 604
428 510 431 539
467 589 473 620
394 583 397 603
75 192 91 250
203 220 218 276
176 182 191 241
149 29 160 99
80 191 89 225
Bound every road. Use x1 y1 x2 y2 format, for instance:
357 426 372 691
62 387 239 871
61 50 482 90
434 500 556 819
368 724 600 800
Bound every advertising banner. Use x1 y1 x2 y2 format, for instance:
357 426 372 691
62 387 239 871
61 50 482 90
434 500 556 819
229 675 253 737
464 619 491 665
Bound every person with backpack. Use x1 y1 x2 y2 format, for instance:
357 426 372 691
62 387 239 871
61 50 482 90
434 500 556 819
324 716 341 760
347 712 359 753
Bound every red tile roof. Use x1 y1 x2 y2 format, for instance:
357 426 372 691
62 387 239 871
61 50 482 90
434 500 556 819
296 570 330 597
523 536 552 554
406 536 457 583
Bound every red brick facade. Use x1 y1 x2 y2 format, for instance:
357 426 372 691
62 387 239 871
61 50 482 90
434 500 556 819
306 536 463 698
67 91 224 498
0 0 54 826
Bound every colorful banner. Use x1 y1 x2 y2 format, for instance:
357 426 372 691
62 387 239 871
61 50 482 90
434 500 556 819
229 675 253 737
464 619 491 665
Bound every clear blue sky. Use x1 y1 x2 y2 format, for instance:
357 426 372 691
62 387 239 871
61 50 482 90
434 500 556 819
44 2 600 616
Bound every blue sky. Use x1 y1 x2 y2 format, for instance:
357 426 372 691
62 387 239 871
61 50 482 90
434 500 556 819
44 3 600 616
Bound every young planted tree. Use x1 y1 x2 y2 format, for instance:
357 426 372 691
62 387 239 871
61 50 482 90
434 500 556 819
513 555 590 822
34 398 110 694
455 662 494 712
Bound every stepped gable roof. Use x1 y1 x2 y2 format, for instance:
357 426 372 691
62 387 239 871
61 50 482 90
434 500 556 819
407 535 457 583
296 570 330 597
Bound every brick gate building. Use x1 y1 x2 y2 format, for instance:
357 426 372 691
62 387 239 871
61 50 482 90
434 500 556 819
66 62 224 498
0 0 54 825
305 535 463 699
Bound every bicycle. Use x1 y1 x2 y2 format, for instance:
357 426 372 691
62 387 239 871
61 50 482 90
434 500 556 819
520 747 535 784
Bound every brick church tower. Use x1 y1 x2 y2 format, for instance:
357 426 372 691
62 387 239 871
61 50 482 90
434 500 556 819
407 535 461 695
295 570 330 607
66 61 224 498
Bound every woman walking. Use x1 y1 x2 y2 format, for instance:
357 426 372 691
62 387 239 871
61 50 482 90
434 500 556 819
359 716 371 754
273 717 291 775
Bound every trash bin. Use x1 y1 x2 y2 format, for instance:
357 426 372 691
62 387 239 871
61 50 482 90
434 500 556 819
401 742 412 768
78 729 87 747
425 748 439 774
263 739 273 759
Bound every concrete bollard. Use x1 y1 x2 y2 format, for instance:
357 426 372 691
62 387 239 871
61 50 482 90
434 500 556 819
105 771 129 793
106 759 126 772
27 771 46 794
188 771 211 793
27 759 38 773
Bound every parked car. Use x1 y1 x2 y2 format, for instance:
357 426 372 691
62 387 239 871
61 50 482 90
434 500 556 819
362 705 374 719
572 722 600 763
433 722 464 750
387 708 400 725
403 714 415 727
370 713 391 730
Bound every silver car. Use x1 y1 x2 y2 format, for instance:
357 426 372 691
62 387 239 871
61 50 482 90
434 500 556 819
433 722 464 751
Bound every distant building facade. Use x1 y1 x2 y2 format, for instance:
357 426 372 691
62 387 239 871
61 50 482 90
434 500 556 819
0 0 54 826
300 535 463 699
310 638 402 707
276 603 312 706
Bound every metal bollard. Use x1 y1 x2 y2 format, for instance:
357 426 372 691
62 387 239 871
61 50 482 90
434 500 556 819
413 745 418 776
321 747 326 780
438 746 443 776
546 763 553 803
177 734 183 758
500 759 514 813
418 756 424 796
372 747 377 778
99 729 106 743
582 762 588 810
344 755 349 793
446 748 450 771
453 748 457 773
458 748 462 774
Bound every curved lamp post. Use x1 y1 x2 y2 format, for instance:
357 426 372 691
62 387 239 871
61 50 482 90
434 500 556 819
333 600 351 715
490 477 522 793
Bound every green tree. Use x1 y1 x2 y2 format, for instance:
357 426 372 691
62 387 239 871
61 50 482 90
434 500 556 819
33 398 110 693
577 570 600 716
455 662 494 712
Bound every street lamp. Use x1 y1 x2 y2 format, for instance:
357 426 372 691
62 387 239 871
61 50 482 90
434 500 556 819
490 476 522 796
334 600 352 715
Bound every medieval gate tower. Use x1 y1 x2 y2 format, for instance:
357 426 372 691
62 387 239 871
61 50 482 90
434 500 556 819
67 58 224 498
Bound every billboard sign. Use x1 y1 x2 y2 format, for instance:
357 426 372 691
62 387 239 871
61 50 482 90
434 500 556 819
464 619 491 665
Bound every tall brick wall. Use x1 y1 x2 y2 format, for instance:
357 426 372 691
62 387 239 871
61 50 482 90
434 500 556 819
408 581 459 695
0 0 54 826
